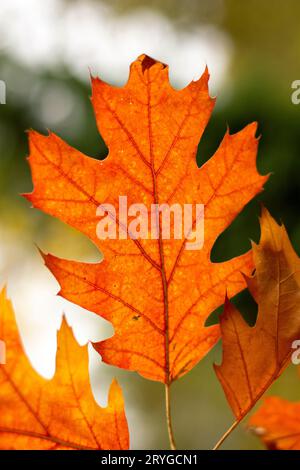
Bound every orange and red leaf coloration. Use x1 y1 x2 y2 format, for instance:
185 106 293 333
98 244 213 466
25 54 267 384
215 208 300 421
249 397 300 450
0 289 129 450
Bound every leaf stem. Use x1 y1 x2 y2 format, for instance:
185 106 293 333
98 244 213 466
212 419 239 450
165 383 176 450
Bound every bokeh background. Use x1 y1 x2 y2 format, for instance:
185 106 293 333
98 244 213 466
1 0 300 450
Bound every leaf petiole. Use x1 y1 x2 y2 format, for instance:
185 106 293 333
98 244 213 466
165 383 177 450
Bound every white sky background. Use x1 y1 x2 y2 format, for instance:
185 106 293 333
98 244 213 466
0 0 232 90
0 0 233 448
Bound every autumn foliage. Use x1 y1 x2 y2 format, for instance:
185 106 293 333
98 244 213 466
215 208 300 419
0 54 299 450
213 209 300 449
0 289 129 450
24 54 267 384
250 396 300 450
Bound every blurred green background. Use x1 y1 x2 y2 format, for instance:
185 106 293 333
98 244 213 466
0 0 300 450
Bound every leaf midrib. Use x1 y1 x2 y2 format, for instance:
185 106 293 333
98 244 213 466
145 69 171 384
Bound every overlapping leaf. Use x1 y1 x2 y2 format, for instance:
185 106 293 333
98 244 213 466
249 396 300 450
215 208 300 421
25 54 267 383
0 288 129 450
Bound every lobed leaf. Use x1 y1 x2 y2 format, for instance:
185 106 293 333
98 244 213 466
0 288 129 450
215 208 300 421
25 54 267 383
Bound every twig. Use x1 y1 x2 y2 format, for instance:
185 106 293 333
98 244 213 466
212 419 240 450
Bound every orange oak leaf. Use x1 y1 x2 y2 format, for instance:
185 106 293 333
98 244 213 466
215 208 300 422
0 288 129 450
249 397 300 450
25 54 267 384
